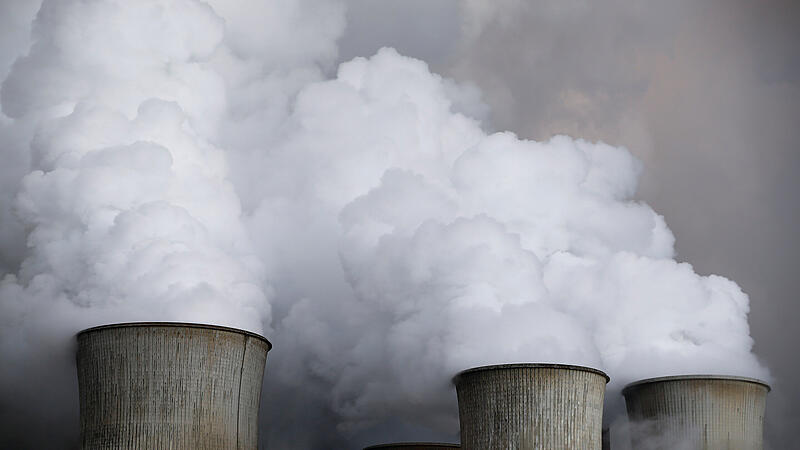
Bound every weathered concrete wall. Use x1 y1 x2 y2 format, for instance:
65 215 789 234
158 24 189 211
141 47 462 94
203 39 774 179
363 443 460 449
453 363 608 450
622 375 769 450
76 322 271 450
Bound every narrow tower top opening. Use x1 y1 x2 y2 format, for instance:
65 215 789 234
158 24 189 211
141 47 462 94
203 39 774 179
622 374 771 394
452 363 610 384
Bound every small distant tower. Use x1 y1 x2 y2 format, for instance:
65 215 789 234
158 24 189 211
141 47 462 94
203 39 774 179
623 375 770 450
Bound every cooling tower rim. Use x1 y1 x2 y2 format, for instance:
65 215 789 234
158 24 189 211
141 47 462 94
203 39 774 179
452 362 609 384
622 374 771 394
77 321 272 350
363 443 460 449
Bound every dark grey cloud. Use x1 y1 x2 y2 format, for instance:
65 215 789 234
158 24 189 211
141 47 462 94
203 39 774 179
0 0 38 275
338 0 461 66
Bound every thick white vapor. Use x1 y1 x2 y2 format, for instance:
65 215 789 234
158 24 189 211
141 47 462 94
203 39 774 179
0 2 272 443
0 0 768 448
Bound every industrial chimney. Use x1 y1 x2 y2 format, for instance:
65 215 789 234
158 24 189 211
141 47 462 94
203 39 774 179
622 375 770 450
363 443 460 449
453 363 609 450
76 322 272 450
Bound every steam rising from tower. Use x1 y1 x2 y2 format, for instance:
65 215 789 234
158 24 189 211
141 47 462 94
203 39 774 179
0 0 771 446
453 364 608 450
77 323 271 449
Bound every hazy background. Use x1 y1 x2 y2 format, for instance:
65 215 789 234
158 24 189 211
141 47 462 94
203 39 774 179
339 0 799 446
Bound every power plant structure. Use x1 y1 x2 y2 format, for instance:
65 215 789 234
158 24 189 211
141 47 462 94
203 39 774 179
72 322 771 449
363 443 460 449
76 322 271 450
622 375 770 450
453 363 609 450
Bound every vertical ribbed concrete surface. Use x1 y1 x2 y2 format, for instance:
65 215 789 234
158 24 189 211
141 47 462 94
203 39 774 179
363 443 460 449
76 322 271 450
453 363 609 450
622 375 770 450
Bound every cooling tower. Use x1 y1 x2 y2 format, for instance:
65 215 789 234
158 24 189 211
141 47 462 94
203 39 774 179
622 375 770 450
363 443 460 449
76 322 272 450
453 363 609 450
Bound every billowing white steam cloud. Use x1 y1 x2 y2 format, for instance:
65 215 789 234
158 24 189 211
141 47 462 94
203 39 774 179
0 0 768 447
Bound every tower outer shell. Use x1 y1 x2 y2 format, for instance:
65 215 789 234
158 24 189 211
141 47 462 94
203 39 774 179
453 363 609 450
76 322 271 450
363 443 460 449
622 375 770 450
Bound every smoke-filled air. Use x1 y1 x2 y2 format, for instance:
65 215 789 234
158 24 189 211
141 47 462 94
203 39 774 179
0 0 770 448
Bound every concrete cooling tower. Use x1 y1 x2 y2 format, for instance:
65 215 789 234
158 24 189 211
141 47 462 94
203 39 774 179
76 322 272 450
363 443 460 449
622 375 770 450
453 363 609 450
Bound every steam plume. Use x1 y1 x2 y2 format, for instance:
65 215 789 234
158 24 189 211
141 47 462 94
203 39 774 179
0 1 769 448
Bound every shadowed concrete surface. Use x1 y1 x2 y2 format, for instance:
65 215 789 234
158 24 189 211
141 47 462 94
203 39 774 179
76 323 271 450
364 443 460 450
453 364 608 450
623 375 769 450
